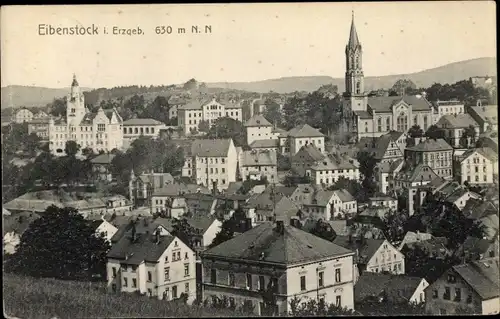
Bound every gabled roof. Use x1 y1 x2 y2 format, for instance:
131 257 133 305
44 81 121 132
460 236 495 256
367 95 433 113
462 199 498 220
90 153 116 165
249 139 279 149
355 273 426 303
247 192 300 220
123 118 164 126
178 99 206 110
302 190 335 207
395 164 439 183
137 172 175 189
293 144 325 162
152 182 210 197
406 138 452 152
287 124 324 138
107 232 176 265
244 114 272 127
436 114 479 128
311 154 358 171
333 189 356 202
469 105 498 125
452 258 499 300
201 222 353 266
190 138 233 157
333 236 387 265
241 150 277 167
3 212 41 235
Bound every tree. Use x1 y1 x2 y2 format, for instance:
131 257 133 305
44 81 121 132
327 177 365 204
171 218 197 249
5 205 110 280
23 133 42 157
208 219 235 248
205 117 247 147
140 95 170 123
262 99 282 127
48 97 67 117
402 244 461 283
65 140 80 157
123 94 145 114
408 125 424 138
425 124 444 140
459 125 477 148
81 147 95 158
183 78 198 90
310 219 337 242
288 296 359 316
356 151 378 199
381 209 409 245
391 79 417 96
198 120 210 133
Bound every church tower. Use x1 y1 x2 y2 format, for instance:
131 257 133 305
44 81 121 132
343 12 367 112
66 74 86 125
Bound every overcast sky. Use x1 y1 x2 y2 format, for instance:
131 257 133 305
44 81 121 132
1 2 496 88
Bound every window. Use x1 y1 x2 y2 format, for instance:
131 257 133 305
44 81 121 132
318 271 324 287
444 287 450 300
164 267 170 281
172 285 177 299
123 278 128 287
300 276 306 291
432 289 438 299
420 293 424 303
210 269 216 284
97 124 105 132
148 288 152 296
112 267 117 278
336 295 342 307
132 278 137 288
378 118 382 132
467 292 473 304
184 264 190 277
259 275 265 290
229 273 236 286
335 268 341 283
229 297 236 308
148 271 152 282
455 288 461 301
185 282 190 293
246 273 253 289
112 284 117 292
447 274 456 283
131 265 137 273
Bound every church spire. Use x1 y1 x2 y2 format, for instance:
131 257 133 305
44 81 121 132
348 11 360 49
71 73 79 87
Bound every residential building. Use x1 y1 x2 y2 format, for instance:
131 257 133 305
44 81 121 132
245 191 300 226
14 107 34 123
28 117 52 140
397 231 434 250
457 148 497 185
339 15 434 140
467 104 498 133
239 150 278 183
295 189 336 221
333 236 405 275
33 110 49 119
400 236 451 260
286 124 326 155
249 139 279 153
356 131 406 164
308 154 360 187
291 144 326 176
106 229 197 303
90 153 116 182
440 184 481 211
455 236 499 261
405 138 453 179
368 196 397 211
48 75 123 155
122 118 167 149
200 221 356 315
3 212 40 254
435 114 480 148
425 258 499 315
331 189 358 219
244 114 275 145
128 170 175 207
354 273 429 304
91 217 119 243
177 97 242 135
433 100 465 123
182 138 238 191
374 159 404 194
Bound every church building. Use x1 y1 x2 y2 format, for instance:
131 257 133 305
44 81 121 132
48 75 124 155
341 14 434 141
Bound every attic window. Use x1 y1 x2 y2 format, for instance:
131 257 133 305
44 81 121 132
174 241 178 247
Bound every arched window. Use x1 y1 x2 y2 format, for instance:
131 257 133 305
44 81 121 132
356 82 361 94
386 117 391 130
377 118 382 132
355 56 359 67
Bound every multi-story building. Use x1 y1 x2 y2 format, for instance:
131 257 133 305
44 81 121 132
90 153 116 182
106 229 197 303
14 107 34 123
128 170 175 207
357 131 406 164
374 159 404 194
249 139 280 153
177 97 242 135
245 191 300 227
405 138 453 179
339 14 434 140
308 154 360 187
467 102 498 133
122 118 167 149
425 258 499 315
283 124 326 156
200 221 356 315
457 148 497 185
48 75 123 155
368 196 398 210
28 117 52 141
182 138 238 191
244 114 275 145
239 150 278 183
331 189 358 219
435 114 480 148
433 100 465 123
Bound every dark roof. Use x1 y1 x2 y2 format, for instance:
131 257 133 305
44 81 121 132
406 138 452 152
355 273 425 303
287 124 324 138
107 232 176 265
241 150 277 166
293 144 325 162
3 212 41 235
90 153 116 165
190 138 232 157
123 118 164 126
367 95 433 113
201 222 353 266
244 114 272 127
460 236 494 256
333 189 356 202
453 258 499 300
332 236 386 264
249 139 279 149
436 114 479 128
347 14 361 49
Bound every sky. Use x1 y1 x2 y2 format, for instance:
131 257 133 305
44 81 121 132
1 2 496 88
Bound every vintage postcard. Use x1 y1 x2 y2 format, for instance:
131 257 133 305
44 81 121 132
2 2 498 318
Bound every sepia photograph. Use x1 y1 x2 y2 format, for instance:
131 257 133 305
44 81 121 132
1 2 498 318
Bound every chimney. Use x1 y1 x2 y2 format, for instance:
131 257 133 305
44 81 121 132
131 222 137 242
348 233 353 243
212 181 217 196
275 220 285 235
155 228 161 245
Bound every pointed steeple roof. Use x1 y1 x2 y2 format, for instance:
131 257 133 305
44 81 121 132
71 73 79 87
348 11 361 49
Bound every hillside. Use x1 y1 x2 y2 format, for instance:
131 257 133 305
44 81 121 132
1 57 496 108
206 57 497 93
